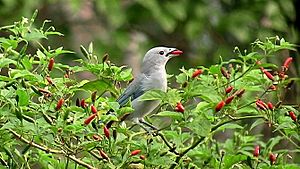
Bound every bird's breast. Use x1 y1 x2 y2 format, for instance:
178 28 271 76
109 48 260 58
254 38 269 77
142 71 167 92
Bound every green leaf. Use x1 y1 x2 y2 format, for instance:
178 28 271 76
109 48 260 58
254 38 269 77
209 65 220 74
250 118 265 131
116 68 133 81
16 89 29 106
108 102 120 111
10 69 42 81
195 102 210 112
24 29 47 41
223 154 247 169
175 73 188 84
266 136 283 151
0 75 12 81
21 56 33 70
139 90 166 101
165 89 181 104
80 79 114 93
188 115 211 137
216 123 243 132
156 111 183 120
0 58 17 67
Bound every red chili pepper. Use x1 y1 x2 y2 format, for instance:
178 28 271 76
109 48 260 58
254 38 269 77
130 150 141 156
192 69 203 78
278 71 286 80
215 100 225 112
225 86 233 94
80 99 87 108
46 76 53 85
256 60 262 65
225 95 235 104
48 58 54 71
93 134 102 141
263 70 275 81
253 145 260 157
260 67 264 72
104 126 110 139
91 91 97 102
99 149 109 160
221 67 230 79
283 57 293 69
256 100 268 111
84 114 96 125
91 105 97 114
267 102 274 110
175 102 185 113
140 155 146 160
235 89 245 97
289 111 297 122
55 98 64 111
269 85 276 91
269 153 276 165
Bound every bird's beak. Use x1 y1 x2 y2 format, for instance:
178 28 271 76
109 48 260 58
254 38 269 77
168 49 183 57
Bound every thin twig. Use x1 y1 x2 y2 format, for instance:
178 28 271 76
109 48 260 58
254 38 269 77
157 132 179 155
8 129 97 169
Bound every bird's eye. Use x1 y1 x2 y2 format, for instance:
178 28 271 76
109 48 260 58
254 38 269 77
159 51 164 55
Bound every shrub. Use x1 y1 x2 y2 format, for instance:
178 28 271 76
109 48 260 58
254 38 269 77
0 11 299 169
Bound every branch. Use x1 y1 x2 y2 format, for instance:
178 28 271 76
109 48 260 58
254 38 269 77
8 129 63 154
157 132 179 155
169 115 264 169
8 129 97 169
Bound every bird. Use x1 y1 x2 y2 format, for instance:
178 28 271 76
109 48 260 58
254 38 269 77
106 46 183 130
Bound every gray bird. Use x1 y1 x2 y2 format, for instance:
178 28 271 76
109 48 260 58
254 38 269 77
107 47 183 130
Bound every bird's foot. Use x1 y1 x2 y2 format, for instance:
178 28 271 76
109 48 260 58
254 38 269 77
133 118 159 136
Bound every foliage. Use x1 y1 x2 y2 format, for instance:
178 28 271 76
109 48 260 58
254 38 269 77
0 12 300 169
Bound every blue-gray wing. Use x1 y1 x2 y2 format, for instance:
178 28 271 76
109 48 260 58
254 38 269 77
116 74 145 107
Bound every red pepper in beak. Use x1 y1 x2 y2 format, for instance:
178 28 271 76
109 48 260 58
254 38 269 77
169 50 183 55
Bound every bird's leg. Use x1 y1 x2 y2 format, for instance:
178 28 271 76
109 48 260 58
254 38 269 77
139 118 158 130
132 118 158 135
132 118 151 132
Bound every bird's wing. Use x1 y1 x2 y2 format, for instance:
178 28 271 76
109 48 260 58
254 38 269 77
116 74 146 107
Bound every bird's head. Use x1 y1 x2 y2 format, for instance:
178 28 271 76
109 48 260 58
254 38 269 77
142 47 183 67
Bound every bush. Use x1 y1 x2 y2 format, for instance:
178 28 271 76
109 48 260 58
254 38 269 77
0 11 299 169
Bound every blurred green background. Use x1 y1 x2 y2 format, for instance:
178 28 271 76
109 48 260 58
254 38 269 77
0 0 299 92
